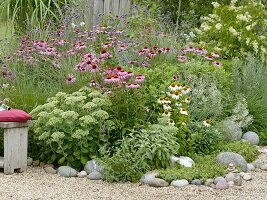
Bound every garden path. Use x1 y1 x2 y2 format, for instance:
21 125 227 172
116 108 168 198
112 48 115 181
0 147 266 200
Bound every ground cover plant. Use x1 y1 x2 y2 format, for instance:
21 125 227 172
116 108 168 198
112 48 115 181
0 0 266 183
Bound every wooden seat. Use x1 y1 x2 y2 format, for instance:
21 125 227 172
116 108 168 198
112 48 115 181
0 121 32 174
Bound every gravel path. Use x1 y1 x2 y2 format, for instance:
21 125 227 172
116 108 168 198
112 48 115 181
0 147 266 200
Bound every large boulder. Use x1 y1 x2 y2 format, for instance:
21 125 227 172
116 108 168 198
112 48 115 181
84 160 104 174
216 152 247 171
242 131 259 145
57 166 78 177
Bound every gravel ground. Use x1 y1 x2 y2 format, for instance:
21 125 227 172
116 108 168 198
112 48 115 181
0 147 266 200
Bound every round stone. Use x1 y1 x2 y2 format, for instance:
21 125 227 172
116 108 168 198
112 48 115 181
171 179 189 187
242 131 259 145
216 179 229 190
77 171 87 178
242 173 252 181
225 173 235 182
87 171 103 180
204 179 214 186
57 166 78 177
191 179 202 185
234 176 242 186
146 178 169 187
214 177 225 185
44 166 57 174
247 163 256 171
260 164 267 171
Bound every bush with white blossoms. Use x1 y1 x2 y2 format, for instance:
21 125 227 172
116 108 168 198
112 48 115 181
195 0 267 58
30 87 113 170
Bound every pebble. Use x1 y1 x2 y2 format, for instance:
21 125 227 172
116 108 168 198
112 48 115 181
87 171 103 180
170 156 195 167
242 173 252 181
214 177 225 185
44 167 57 174
39 162 46 168
247 163 256 171
146 178 169 187
234 176 242 186
32 160 40 166
260 164 267 171
204 179 214 186
191 179 202 185
216 179 229 190
77 171 87 178
259 149 267 153
210 184 216 189
171 179 189 187
251 162 262 169
228 181 234 187
57 166 78 177
84 160 104 174
27 157 33 166
140 170 159 184
225 173 235 182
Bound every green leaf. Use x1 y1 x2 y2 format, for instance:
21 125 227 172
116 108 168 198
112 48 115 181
81 155 89 165
81 148 89 154
49 154 56 163
58 157 66 165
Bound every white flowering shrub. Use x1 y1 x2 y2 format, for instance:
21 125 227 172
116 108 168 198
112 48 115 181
30 87 112 170
196 0 267 58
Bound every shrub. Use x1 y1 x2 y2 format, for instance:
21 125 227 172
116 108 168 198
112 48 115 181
158 155 228 182
216 140 260 162
196 0 267 58
98 123 179 182
30 87 113 170
258 130 267 146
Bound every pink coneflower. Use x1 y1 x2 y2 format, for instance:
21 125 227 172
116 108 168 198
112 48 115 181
6 56 13 61
2 64 8 69
55 30 64 36
184 46 195 52
1 83 9 88
87 36 96 40
104 91 112 94
138 50 146 55
142 46 150 53
137 74 145 79
104 76 113 84
118 70 128 78
90 64 100 73
128 61 138 64
103 42 112 48
212 61 223 66
141 62 151 67
172 74 179 80
126 71 134 78
66 74 76 84
211 52 220 57
119 44 127 50
100 49 111 58
195 48 208 54
116 29 126 34
131 83 140 88
205 56 214 60
135 77 145 82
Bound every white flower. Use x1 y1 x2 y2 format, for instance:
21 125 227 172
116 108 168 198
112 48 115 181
80 22 85 26
246 38 251 45
71 22 77 28
189 32 196 38
171 94 180 100
168 119 175 126
180 108 188 115
211 2 220 8
246 25 251 31
203 120 211 127
215 23 222 30
259 36 266 40
157 97 165 104
261 46 266 54
162 110 171 117
176 102 182 107
230 0 238 5
168 84 178 91
252 41 259 53
163 104 172 110
201 22 212 31
229 27 238 36
185 97 191 104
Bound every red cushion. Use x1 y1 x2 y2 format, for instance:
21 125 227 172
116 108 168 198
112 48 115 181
0 109 32 122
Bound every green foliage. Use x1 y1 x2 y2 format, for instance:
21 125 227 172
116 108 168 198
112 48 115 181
196 0 267 58
30 87 112 170
0 0 72 33
216 140 260 163
158 155 228 182
231 56 267 132
98 123 179 182
258 130 267 146
176 123 222 156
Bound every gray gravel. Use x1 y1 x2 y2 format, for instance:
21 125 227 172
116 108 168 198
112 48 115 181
0 147 266 200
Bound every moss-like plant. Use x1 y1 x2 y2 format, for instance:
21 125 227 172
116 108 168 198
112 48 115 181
158 155 228 182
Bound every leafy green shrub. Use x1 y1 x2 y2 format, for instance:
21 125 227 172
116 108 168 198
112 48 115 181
98 123 179 182
216 140 260 162
158 155 228 182
30 87 113 170
196 0 267 58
